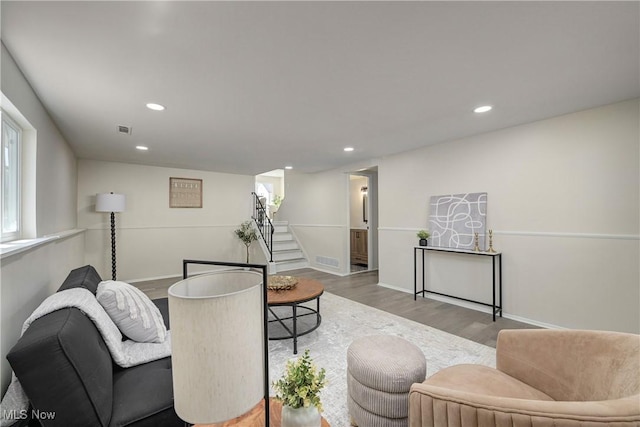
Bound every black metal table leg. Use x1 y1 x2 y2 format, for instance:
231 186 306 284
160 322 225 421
492 256 496 321
293 304 298 355
421 249 425 298
499 254 503 318
413 247 417 300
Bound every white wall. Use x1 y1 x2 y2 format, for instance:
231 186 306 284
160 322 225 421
381 99 639 333
278 170 350 274
284 99 639 333
1 44 83 394
78 160 264 281
1 44 77 235
1 235 85 391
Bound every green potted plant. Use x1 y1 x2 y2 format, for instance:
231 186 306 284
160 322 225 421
234 221 258 263
417 229 430 246
273 349 326 427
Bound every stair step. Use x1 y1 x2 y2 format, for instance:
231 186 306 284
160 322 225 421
273 241 299 251
275 258 309 272
273 250 304 262
253 216 307 273
273 233 293 242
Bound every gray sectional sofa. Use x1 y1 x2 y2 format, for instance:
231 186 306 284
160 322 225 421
6 265 182 427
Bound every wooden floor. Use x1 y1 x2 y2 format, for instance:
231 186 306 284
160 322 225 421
136 268 535 348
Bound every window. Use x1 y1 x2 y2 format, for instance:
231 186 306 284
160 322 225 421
1 110 21 242
255 182 273 205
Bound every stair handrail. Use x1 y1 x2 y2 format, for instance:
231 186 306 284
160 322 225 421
251 192 274 262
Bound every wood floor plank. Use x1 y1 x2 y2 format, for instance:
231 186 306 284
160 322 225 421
136 268 536 348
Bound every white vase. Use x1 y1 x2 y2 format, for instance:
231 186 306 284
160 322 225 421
281 405 321 427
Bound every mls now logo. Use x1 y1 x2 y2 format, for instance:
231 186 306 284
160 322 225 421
2 409 56 421
2 410 28 420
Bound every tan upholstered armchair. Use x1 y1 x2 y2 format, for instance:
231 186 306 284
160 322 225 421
409 329 640 426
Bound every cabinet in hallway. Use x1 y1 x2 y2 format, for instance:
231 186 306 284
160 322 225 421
350 229 368 266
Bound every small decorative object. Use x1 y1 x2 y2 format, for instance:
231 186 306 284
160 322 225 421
486 229 497 253
268 275 298 291
273 349 326 427
473 232 480 252
234 221 258 263
169 177 202 208
416 230 430 247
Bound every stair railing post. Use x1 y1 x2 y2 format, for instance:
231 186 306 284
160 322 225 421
251 192 274 263
269 223 274 263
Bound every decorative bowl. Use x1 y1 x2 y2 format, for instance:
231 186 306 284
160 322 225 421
267 275 298 291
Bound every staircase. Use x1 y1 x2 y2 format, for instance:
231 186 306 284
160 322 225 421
251 192 307 273
270 221 308 273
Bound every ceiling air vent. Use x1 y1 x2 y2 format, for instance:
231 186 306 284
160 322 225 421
117 125 132 135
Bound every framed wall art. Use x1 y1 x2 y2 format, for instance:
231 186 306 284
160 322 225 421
169 177 202 208
428 192 487 249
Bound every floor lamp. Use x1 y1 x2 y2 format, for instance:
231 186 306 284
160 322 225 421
169 260 270 426
95 192 126 281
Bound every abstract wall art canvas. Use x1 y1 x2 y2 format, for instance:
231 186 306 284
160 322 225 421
428 193 487 250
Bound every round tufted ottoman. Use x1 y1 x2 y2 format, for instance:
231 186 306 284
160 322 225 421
347 335 426 427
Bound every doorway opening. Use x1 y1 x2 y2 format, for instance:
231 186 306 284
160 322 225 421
255 169 285 220
348 168 378 274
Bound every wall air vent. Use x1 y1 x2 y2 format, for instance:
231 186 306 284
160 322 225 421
316 256 340 268
117 125 132 135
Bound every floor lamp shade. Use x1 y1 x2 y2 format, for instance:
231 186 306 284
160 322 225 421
168 270 265 424
95 192 126 213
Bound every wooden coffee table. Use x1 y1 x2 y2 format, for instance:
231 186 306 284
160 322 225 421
196 398 330 426
267 277 324 354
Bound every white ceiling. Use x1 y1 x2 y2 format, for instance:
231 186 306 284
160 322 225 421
1 1 638 175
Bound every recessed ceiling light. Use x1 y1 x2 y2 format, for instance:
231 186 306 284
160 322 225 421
344 147 354 152
474 105 493 113
136 145 149 151
146 103 165 111
284 166 293 170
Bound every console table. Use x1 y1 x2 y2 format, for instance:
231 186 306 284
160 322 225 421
413 246 503 321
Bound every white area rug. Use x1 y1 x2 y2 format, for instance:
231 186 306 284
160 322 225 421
267 292 496 426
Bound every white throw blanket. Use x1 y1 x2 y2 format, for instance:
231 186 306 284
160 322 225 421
0 288 171 426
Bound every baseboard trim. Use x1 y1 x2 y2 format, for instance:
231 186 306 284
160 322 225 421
377 281 564 330
310 265 350 277
348 268 378 276
500 313 565 330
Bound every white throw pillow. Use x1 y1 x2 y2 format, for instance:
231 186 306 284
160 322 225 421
96 280 167 343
